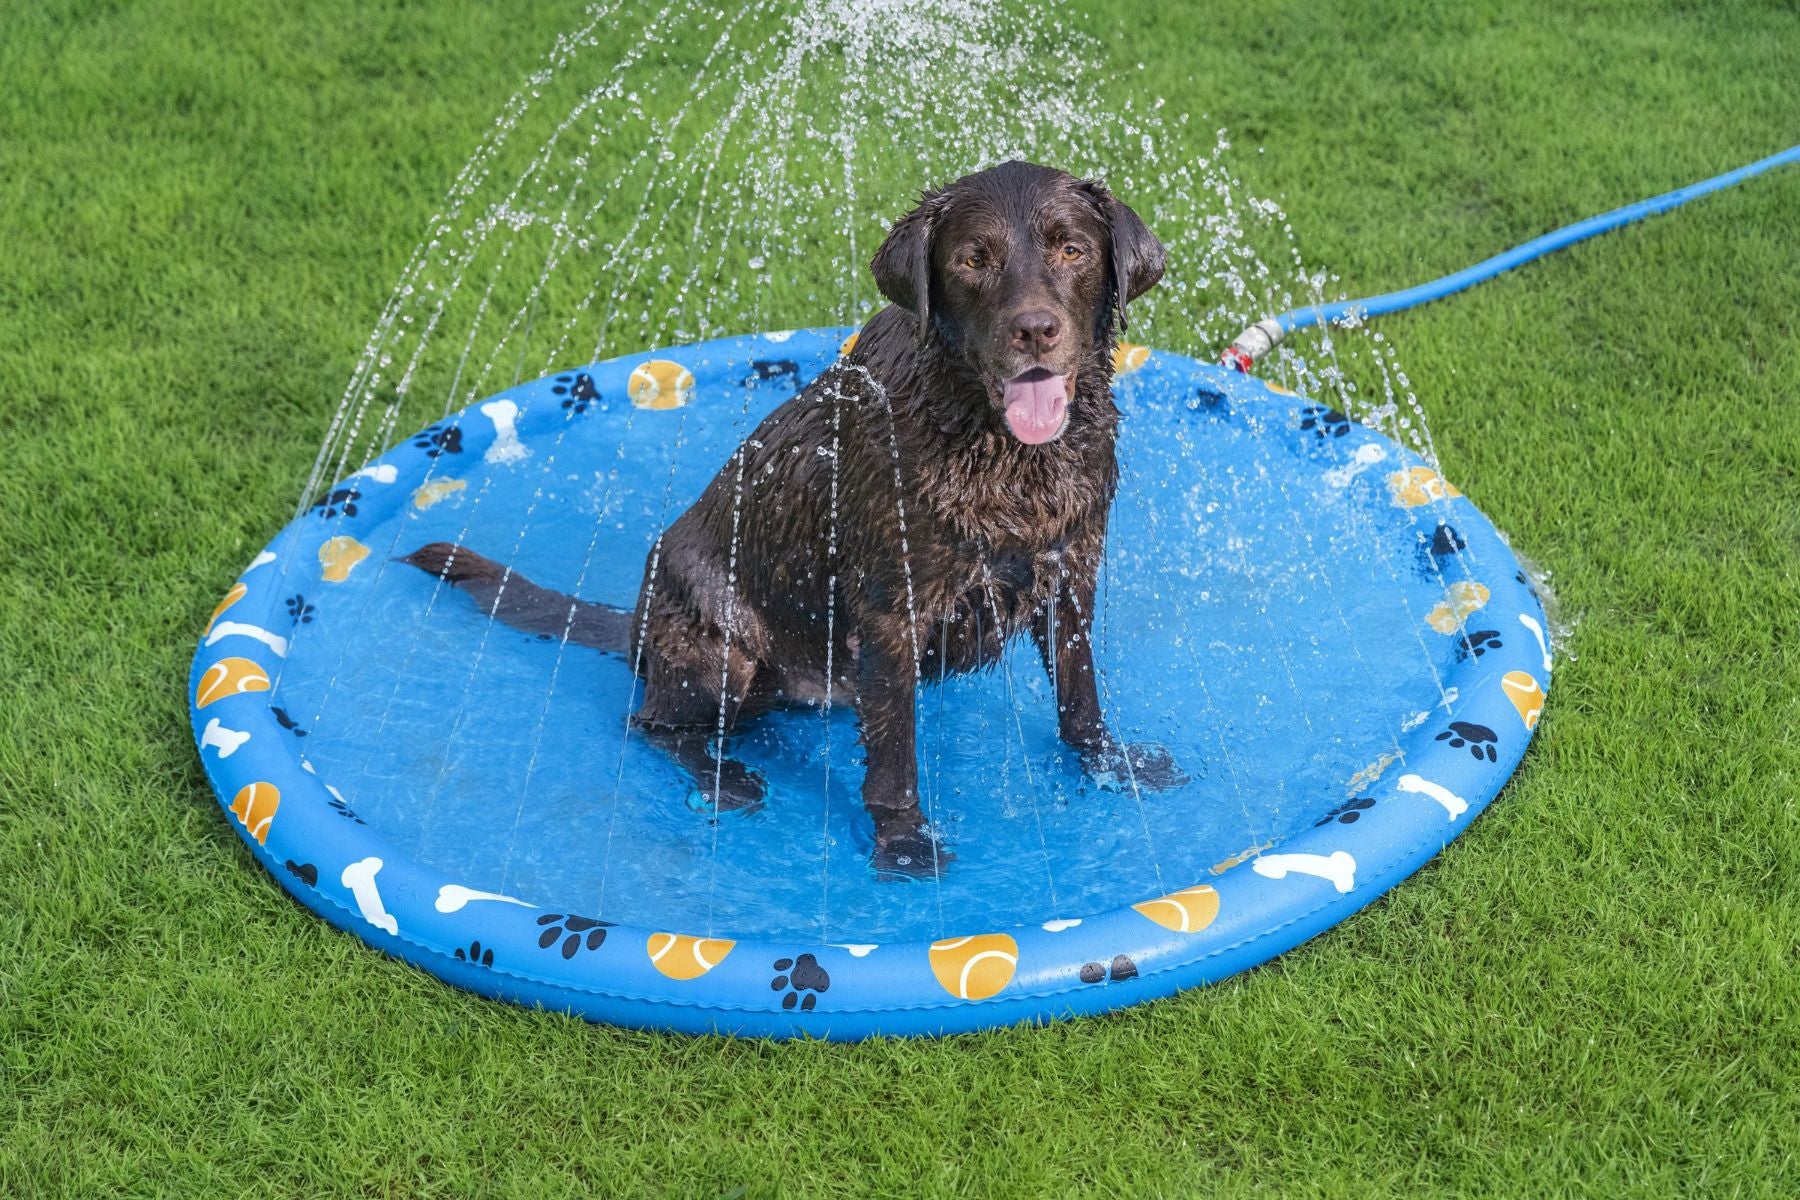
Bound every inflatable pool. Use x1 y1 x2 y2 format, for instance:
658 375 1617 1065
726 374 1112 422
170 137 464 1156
189 328 1550 1038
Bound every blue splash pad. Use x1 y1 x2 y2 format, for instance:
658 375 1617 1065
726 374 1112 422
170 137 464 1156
190 328 1551 1038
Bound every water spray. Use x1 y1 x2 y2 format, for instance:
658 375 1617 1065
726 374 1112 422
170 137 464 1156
1222 144 1800 373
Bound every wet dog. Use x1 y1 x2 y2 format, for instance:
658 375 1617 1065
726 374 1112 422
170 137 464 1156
403 160 1186 877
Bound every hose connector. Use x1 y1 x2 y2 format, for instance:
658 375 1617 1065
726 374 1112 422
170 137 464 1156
1221 317 1285 373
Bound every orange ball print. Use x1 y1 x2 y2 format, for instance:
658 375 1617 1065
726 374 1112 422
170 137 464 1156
928 933 1019 1001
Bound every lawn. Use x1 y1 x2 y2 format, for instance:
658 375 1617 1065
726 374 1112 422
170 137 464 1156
3 0 1797 1195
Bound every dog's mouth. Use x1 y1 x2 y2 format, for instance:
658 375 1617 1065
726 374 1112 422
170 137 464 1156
993 367 1076 445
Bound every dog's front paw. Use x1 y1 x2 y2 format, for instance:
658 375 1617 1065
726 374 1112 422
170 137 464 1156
871 827 954 881
1081 741 1190 792
684 757 767 815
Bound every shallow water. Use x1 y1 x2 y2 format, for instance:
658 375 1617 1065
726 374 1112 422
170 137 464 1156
274 336 1464 943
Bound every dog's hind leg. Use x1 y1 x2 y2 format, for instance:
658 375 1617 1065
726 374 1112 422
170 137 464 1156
632 629 768 814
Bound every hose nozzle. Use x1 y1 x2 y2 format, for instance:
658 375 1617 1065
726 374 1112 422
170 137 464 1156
1221 318 1285 373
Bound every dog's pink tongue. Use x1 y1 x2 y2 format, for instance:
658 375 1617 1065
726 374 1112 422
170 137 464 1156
1002 371 1067 444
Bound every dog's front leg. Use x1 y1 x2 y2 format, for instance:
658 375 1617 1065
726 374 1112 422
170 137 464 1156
1035 567 1191 793
854 630 951 877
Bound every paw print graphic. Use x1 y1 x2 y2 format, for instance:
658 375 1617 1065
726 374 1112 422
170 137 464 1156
741 359 800 390
1429 523 1466 557
454 941 494 968
770 953 830 1011
326 794 366 824
284 594 316 624
1299 405 1351 438
1460 629 1503 660
413 424 464 457
536 913 614 959
551 372 601 414
310 487 360 519
1436 721 1499 762
284 860 318 887
269 706 308 738
1190 386 1228 410
1316 796 1376 827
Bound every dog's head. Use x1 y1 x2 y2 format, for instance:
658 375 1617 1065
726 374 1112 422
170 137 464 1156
870 160 1165 445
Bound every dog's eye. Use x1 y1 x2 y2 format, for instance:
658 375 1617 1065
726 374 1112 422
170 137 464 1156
1061 244 1085 262
963 252 986 270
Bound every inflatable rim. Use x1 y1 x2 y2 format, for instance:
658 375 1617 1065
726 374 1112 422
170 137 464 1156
189 327 1552 1040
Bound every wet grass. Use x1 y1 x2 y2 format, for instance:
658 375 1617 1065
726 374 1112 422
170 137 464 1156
3 0 1798 1195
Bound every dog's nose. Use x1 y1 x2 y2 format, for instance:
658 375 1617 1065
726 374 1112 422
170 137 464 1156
1008 309 1062 357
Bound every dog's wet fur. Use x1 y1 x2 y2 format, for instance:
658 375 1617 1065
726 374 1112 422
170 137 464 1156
402 161 1186 878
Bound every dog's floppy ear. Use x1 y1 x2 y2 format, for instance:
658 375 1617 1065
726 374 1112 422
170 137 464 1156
1082 180 1166 332
871 189 946 343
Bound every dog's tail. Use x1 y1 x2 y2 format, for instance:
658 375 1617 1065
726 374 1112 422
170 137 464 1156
398 542 633 657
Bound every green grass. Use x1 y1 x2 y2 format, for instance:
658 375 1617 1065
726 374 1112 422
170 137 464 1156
3 0 1798 1195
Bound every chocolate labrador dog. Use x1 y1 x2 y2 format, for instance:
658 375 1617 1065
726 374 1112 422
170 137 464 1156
403 160 1185 876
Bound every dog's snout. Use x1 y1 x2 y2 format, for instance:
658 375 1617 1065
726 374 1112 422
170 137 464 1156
1008 308 1062 357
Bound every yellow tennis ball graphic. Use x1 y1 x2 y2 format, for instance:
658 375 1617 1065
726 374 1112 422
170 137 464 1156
646 932 736 981
1425 581 1491 633
205 582 247 635
412 478 467 510
228 782 281 845
928 933 1018 1001
1388 466 1463 508
1264 381 1297 397
1132 884 1221 934
195 656 271 709
1112 342 1150 374
319 536 370 583
838 331 860 357
1502 670 1546 730
627 359 694 410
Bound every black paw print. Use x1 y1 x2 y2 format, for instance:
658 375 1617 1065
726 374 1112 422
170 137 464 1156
284 860 318 887
454 941 495 968
413 424 463 457
1429 523 1466 558
284 594 316 625
1316 796 1376 826
1299 405 1351 438
269 706 308 738
1079 954 1139 984
551 372 601 414
1460 629 1503 660
1436 721 1499 762
536 913 613 959
326 794 366 824
771 953 830 1011
1192 386 1227 410
1515 569 1543 604
741 359 799 390
310 487 360 519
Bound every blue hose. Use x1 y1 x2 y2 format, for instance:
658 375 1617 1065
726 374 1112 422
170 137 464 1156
1223 144 1800 370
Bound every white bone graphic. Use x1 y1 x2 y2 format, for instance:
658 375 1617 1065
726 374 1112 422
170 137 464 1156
350 463 399 484
480 399 530 464
763 329 795 342
247 550 277 572
1518 613 1553 674
832 943 877 958
200 718 250 759
1041 918 1082 932
1324 442 1387 489
204 622 289 657
1253 850 1356 893
435 884 535 914
341 857 398 936
1398 773 1468 819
